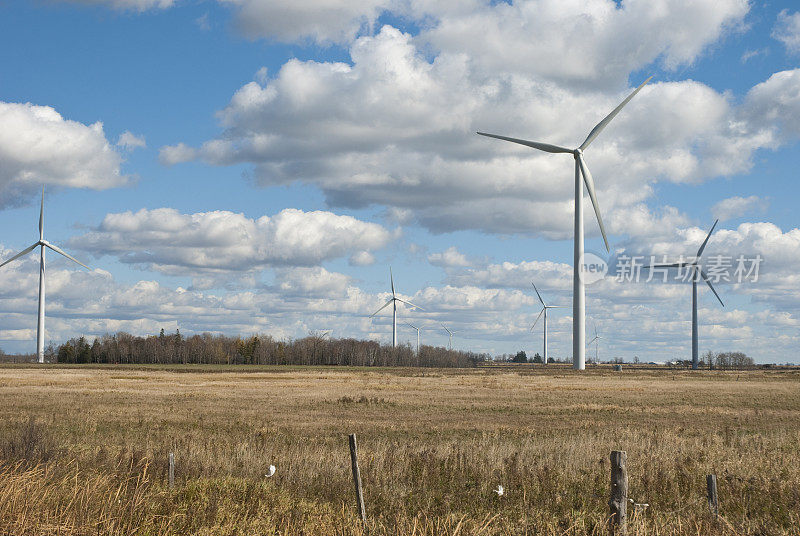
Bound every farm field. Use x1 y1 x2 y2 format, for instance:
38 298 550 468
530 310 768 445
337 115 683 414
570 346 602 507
0 365 798 535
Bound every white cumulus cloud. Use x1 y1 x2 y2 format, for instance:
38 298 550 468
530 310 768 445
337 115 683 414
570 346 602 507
414 0 749 88
159 143 197 165
221 0 390 44
743 69 800 140
273 266 351 298
117 131 146 150
70 207 393 276
0 102 128 208
161 21 781 241
711 196 769 221
349 250 376 266
772 9 800 54
428 246 470 268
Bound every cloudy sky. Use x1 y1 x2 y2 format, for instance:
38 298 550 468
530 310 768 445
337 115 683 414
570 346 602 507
1 0 798 362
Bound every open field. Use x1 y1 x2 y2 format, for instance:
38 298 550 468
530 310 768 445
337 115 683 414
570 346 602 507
0 365 798 535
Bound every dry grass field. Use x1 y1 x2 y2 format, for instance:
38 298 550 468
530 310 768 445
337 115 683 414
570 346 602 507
0 364 798 535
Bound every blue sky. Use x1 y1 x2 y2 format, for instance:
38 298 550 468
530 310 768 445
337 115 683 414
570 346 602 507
0 0 798 362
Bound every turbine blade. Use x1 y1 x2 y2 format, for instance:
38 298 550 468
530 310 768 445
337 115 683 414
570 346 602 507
370 298 394 317
579 76 653 151
545 305 565 308
699 269 725 307
531 307 545 330
696 219 719 258
397 298 425 311
39 186 44 240
477 132 573 153
44 242 91 270
441 323 452 336
577 153 609 252
404 322 418 330
389 266 395 297
0 243 39 269
45 243 89 269
531 282 545 306
588 336 598 345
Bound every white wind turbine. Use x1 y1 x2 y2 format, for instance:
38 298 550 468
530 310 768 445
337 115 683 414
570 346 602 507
441 323 458 350
405 322 421 354
0 188 90 363
370 267 423 348
530 283 563 365
646 220 724 370
478 77 652 370
587 322 602 364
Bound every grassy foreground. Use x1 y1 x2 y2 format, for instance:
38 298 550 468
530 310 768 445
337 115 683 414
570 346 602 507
0 365 798 535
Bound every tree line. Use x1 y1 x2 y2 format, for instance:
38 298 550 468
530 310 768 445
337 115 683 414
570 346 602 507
49 330 488 368
701 350 756 369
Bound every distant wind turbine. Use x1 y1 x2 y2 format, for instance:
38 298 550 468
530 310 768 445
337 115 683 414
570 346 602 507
645 220 724 370
404 322 421 354
587 322 602 363
371 267 423 348
530 283 563 365
478 77 652 370
0 188 90 363
441 323 458 350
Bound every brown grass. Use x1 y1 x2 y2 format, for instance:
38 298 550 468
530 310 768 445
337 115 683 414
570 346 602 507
0 365 798 535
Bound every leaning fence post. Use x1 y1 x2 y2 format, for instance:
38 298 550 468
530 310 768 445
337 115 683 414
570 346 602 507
348 434 367 526
706 474 719 517
168 452 175 489
608 450 628 535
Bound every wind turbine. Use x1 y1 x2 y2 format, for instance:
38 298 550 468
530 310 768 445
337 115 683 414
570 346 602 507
441 323 458 350
0 188 90 363
404 321 421 354
370 267 423 348
478 77 652 370
645 220 724 370
530 283 563 365
587 322 601 363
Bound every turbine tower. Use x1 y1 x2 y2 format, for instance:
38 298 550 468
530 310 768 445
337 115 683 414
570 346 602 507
370 267 423 348
478 77 652 370
646 220 724 370
587 322 602 363
0 188 90 363
530 283 563 365
405 322 421 354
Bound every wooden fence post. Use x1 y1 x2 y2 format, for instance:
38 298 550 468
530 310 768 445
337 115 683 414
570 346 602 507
706 474 719 516
168 452 175 489
608 450 628 535
348 434 367 526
